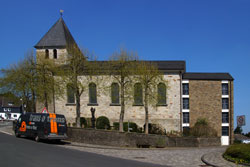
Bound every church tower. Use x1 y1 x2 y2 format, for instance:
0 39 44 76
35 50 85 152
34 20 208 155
34 16 78 64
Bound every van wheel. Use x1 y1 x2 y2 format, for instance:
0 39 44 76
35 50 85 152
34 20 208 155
35 135 40 142
15 130 20 138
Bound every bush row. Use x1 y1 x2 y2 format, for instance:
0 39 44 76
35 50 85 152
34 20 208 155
69 116 166 134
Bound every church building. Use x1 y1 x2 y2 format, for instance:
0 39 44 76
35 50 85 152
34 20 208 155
34 17 234 145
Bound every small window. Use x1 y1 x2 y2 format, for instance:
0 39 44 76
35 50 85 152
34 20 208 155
134 83 143 105
111 83 119 104
89 83 97 104
222 83 228 95
222 98 229 109
53 49 57 59
222 126 229 136
67 85 75 103
183 98 189 109
222 113 229 123
183 112 189 123
45 49 49 59
157 83 166 105
183 83 189 95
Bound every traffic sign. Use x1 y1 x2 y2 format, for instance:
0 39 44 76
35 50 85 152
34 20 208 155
237 115 245 127
41 107 49 113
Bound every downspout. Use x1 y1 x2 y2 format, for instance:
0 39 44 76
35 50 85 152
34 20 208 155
180 71 183 133
229 81 233 144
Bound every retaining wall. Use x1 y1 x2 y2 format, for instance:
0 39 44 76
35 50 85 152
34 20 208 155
67 127 221 147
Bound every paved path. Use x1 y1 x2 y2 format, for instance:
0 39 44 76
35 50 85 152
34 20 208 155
202 151 248 167
0 121 243 167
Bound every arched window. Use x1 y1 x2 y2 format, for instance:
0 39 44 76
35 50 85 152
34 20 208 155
157 83 166 105
89 83 97 104
53 49 57 59
111 83 119 104
45 49 49 59
67 84 75 103
134 83 143 105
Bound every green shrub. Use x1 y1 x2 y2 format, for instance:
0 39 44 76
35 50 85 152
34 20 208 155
96 116 110 130
72 122 76 127
145 123 166 135
113 122 119 130
86 118 93 128
123 122 138 132
195 118 208 126
182 127 190 137
189 118 217 137
67 123 71 127
80 117 87 128
224 144 250 164
113 122 138 132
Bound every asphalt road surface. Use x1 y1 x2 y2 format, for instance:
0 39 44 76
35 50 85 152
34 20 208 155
0 132 167 167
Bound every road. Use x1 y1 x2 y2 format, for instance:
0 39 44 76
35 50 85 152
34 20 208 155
0 132 166 167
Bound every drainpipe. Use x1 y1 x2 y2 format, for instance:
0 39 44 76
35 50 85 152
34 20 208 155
180 71 183 133
229 81 233 144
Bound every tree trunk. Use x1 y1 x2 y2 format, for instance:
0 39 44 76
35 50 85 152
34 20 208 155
44 92 48 111
119 78 125 132
144 85 149 134
52 77 56 113
76 89 81 128
32 89 36 113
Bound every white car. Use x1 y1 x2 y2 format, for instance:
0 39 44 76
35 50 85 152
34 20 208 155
242 139 250 144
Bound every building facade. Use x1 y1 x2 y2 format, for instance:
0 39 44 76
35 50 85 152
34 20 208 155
34 17 234 145
0 96 22 120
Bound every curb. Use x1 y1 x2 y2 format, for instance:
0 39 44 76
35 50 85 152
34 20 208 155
0 130 13 136
223 154 250 167
201 153 218 167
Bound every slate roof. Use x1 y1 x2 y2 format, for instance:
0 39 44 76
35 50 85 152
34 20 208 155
95 60 186 72
183 73 234 80
35 17 76 48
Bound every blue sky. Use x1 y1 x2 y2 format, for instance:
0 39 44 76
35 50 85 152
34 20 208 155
0 0 249 132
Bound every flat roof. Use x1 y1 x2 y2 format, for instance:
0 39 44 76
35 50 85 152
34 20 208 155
183 73 234 81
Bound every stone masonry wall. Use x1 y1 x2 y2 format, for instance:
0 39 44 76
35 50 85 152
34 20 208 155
36 48 68 65
189 80 222 136
50 74 181 133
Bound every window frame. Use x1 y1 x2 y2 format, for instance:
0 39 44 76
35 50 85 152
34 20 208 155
183 112 189 123
222 83 229 95
53 49 57 59
183 98 189 109
66 85 75 104
111 83 120 105
222 112 229 123
157 83 167 106
88 83 97 105
182 83 189 95
45 49 49 59
222 126 229 136
133 83 143 106
222 98 229 109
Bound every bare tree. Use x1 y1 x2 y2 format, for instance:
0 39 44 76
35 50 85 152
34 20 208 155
108 49 138 132
134 61 166 134
63 44 98 127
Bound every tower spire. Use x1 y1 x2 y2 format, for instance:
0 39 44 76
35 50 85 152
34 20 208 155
60 9 64 17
